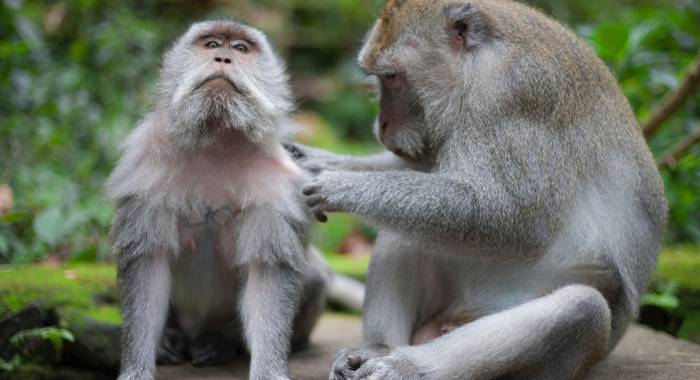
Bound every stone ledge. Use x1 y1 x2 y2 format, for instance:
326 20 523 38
157 314 700 380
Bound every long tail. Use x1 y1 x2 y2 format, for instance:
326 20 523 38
308 246 365 313
327 271 365 312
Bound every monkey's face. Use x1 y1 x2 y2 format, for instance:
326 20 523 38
371 73 426 160
359 1 498 160
159 21 292 149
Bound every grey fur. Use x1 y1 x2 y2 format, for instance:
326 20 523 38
107 20 326 380
290 1 667 379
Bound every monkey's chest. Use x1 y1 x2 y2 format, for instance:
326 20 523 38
170 205 242 329
177 205 237 257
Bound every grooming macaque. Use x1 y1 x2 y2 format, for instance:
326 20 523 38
106 21 328 380
290 1 667 379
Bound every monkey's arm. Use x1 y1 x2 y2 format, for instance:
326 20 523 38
285 143 410 174
113 198 178 380
303 171 516 243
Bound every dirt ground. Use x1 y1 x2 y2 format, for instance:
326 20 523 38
157 314 700 380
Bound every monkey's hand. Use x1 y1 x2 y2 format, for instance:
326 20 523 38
302 171 356 222
284 143 345 175
352 354 427 380
329 345 390 380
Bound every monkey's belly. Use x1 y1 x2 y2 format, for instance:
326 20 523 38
170 228 242 334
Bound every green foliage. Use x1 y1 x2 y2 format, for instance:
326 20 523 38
656 245 700 291
643 281 680 310
0 0 195 263
11 327 75 355
325 254 371 282
0 355 21 372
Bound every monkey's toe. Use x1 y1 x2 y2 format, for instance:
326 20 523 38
189 333 238 367
329 346 390 380
157 327 188 366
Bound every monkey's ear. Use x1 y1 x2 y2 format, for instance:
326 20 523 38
444 3 489 52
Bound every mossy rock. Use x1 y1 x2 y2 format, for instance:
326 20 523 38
0 363 113 380
0 264 120 324
0 264 122 374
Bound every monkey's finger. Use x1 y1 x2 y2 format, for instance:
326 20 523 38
283 143 306 160
352 362 386 380
307 165 324 176
306 195 324 207
302 184 320 196
315 209 328 223
347 354 363 370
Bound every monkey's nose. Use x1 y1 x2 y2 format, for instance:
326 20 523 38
214 57 232 64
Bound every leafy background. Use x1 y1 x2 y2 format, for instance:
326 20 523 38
0 0 699 375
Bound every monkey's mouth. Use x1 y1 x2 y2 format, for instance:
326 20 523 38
195 74 244 94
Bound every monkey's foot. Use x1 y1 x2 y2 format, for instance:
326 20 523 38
329 345 390 380
157 327 188 365
190 332 238 367
353 355 426 380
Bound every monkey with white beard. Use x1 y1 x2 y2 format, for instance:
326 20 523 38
106 21 327 380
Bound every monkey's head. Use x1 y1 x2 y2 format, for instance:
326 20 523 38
158 20 292 149
359 0 501 160
359 0 585 161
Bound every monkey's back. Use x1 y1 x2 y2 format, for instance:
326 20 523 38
488 0 667 346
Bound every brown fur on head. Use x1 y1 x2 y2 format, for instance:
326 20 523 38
157 20 293 151
358 0 636 163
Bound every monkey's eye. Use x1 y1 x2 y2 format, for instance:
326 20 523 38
232 41 250 54
205 40 221 49
381 73 399 81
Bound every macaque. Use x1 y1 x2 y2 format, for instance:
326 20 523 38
106 21 328 380
289 1 667 379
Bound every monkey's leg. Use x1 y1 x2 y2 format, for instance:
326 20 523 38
357 285 611 380
118 253 171 380
330 233 425 380
241 263 303 380
291 253 328 351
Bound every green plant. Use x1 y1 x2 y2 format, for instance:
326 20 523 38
643 281 680 311
0 355 21 372
11 327 75 355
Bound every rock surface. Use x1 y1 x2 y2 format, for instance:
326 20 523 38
157 314 700 380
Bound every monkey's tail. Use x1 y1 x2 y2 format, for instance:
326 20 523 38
327 271 365 313
308 246 365 313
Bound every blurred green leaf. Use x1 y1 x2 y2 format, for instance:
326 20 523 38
32 207 64 247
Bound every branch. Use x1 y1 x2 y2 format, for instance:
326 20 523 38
657 126 700 169
643 51 700 138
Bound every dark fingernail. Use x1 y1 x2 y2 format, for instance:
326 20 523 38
347 354 362 370
303 187 315 196
284 143 304 159
316 212 328 223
